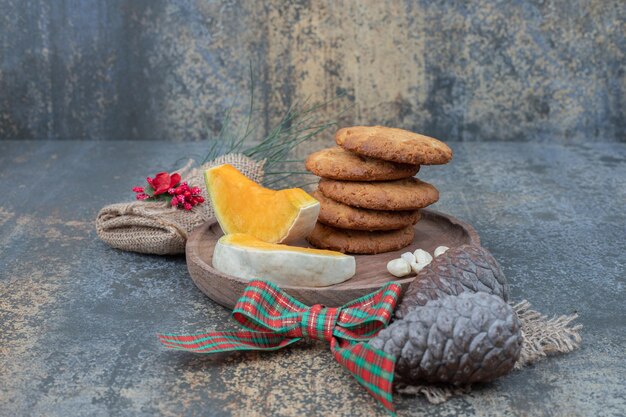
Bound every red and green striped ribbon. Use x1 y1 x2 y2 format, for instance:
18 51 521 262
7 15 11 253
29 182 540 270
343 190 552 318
158 279 401 415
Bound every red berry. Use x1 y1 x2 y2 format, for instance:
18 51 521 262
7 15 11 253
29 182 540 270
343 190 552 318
168 188 176 195
196 196 205 203
184 191 191 198
191 187 201 194
184 203 192 211
177 195 186 203
175 187 184 194
132 186 144 193
170 198 178 206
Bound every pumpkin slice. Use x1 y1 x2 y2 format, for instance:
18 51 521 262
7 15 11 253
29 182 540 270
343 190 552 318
205 164 320 244
213 233 356 287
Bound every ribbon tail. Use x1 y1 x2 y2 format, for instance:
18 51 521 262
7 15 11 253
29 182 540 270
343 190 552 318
157 331 300 353
330 339 397 416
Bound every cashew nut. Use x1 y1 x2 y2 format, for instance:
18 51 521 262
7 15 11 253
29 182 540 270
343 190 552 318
413 249 433 265
400 251 416 264
409 261 423 274
387 258 412 277
434 246 450 257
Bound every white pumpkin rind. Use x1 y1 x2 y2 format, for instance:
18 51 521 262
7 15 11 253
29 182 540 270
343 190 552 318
212 237 355 287
277 202 320 244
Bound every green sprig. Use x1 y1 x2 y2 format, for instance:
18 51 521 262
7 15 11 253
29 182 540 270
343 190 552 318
201 64 346 188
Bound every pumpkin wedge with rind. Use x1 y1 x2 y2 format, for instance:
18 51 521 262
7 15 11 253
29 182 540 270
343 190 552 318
212 233 356 287
204 164 320 244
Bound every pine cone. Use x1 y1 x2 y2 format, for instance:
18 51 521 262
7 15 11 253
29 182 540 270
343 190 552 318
396 244 509 319
370 292 522 384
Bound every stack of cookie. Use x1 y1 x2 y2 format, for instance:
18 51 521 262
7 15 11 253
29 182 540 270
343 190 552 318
305 126 452 254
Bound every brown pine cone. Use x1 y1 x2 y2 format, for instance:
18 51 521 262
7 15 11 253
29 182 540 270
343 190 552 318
395 244 509 319
369 292 522 384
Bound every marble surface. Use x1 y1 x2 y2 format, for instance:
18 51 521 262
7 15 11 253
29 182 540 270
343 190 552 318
1 1 625 142
0 140 625 416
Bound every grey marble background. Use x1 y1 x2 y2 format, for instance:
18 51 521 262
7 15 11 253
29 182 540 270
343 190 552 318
1 0 624 143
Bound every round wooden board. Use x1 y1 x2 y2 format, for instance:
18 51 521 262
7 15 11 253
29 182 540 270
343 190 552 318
186 209 480 309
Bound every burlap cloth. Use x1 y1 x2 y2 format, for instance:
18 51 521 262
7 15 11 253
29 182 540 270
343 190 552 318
96 154 265 255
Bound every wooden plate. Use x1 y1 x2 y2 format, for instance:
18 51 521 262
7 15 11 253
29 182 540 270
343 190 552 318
186 209 480 309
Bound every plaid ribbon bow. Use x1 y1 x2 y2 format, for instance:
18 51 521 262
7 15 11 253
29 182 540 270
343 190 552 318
158 280 402 415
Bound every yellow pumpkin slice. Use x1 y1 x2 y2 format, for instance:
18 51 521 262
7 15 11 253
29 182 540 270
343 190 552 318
205 164 320 244
213 233 356 287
